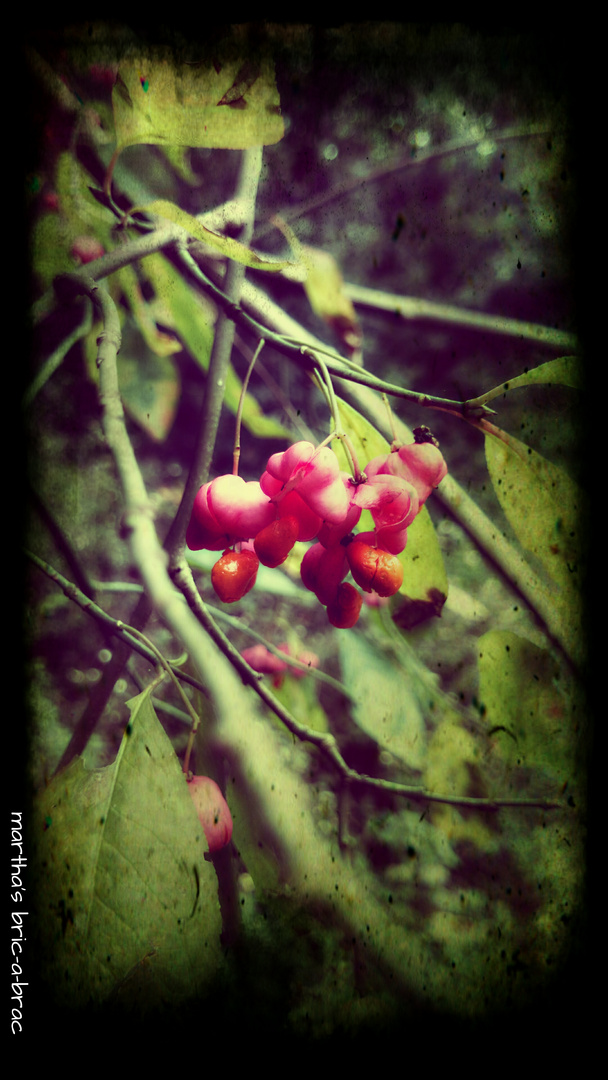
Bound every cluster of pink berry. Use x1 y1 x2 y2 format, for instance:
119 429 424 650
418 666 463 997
186 427 447 629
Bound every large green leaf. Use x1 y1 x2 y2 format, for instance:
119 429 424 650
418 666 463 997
338 630 451 771
484 431 586 590
31 685 222 1009
113 53 284 152
477 629 576 790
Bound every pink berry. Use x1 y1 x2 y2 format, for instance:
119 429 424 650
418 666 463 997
187 776 233 853
71 236 105 264
241 644 289 675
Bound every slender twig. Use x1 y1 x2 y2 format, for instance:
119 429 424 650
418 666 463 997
342 281 578 351
121 622 201 775
176 255 492 418
233 337 265 476
25 550 209 697
94 577 354 698
24 300 92 407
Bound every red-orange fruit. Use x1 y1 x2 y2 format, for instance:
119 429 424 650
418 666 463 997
211 549 259 603
254 515 299 567
326 582 363 628
346 540 403 597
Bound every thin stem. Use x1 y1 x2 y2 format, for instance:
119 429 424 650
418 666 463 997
304 347 341 434
176 257 495 419
338 432 363 483
24 300 92 408
92 577 354 698
383 393 398 444
233 337 265 476
343 280 578 352
25 550 209 696
120 623 200 731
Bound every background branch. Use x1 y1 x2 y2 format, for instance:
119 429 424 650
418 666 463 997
163 145 264 565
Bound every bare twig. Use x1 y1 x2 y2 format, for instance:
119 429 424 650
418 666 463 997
24 300 92 407
24 551 209 697
342 281 578 351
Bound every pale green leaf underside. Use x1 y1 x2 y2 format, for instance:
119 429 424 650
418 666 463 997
338 632 431 769
32 685 221 1008
484 431 586 664
113 55 284 151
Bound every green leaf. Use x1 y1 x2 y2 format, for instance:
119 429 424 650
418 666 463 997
113 53 284 152
484 429 587 666
477 630 575 786
31 685 222 1008
338 631 444 770
117 320 181 442
484 429 586 596
138 199 291 272
394 506 448 628
116 264 183 358
301 245 362 351
492 356 582 396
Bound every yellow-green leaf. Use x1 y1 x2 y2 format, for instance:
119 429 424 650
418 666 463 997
301 245 362 352
393 505 448 627
484 429 586 594
334 395 392 466
113 53 284 152
494 356 582 397
117 263 183 357
477 630 575 785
